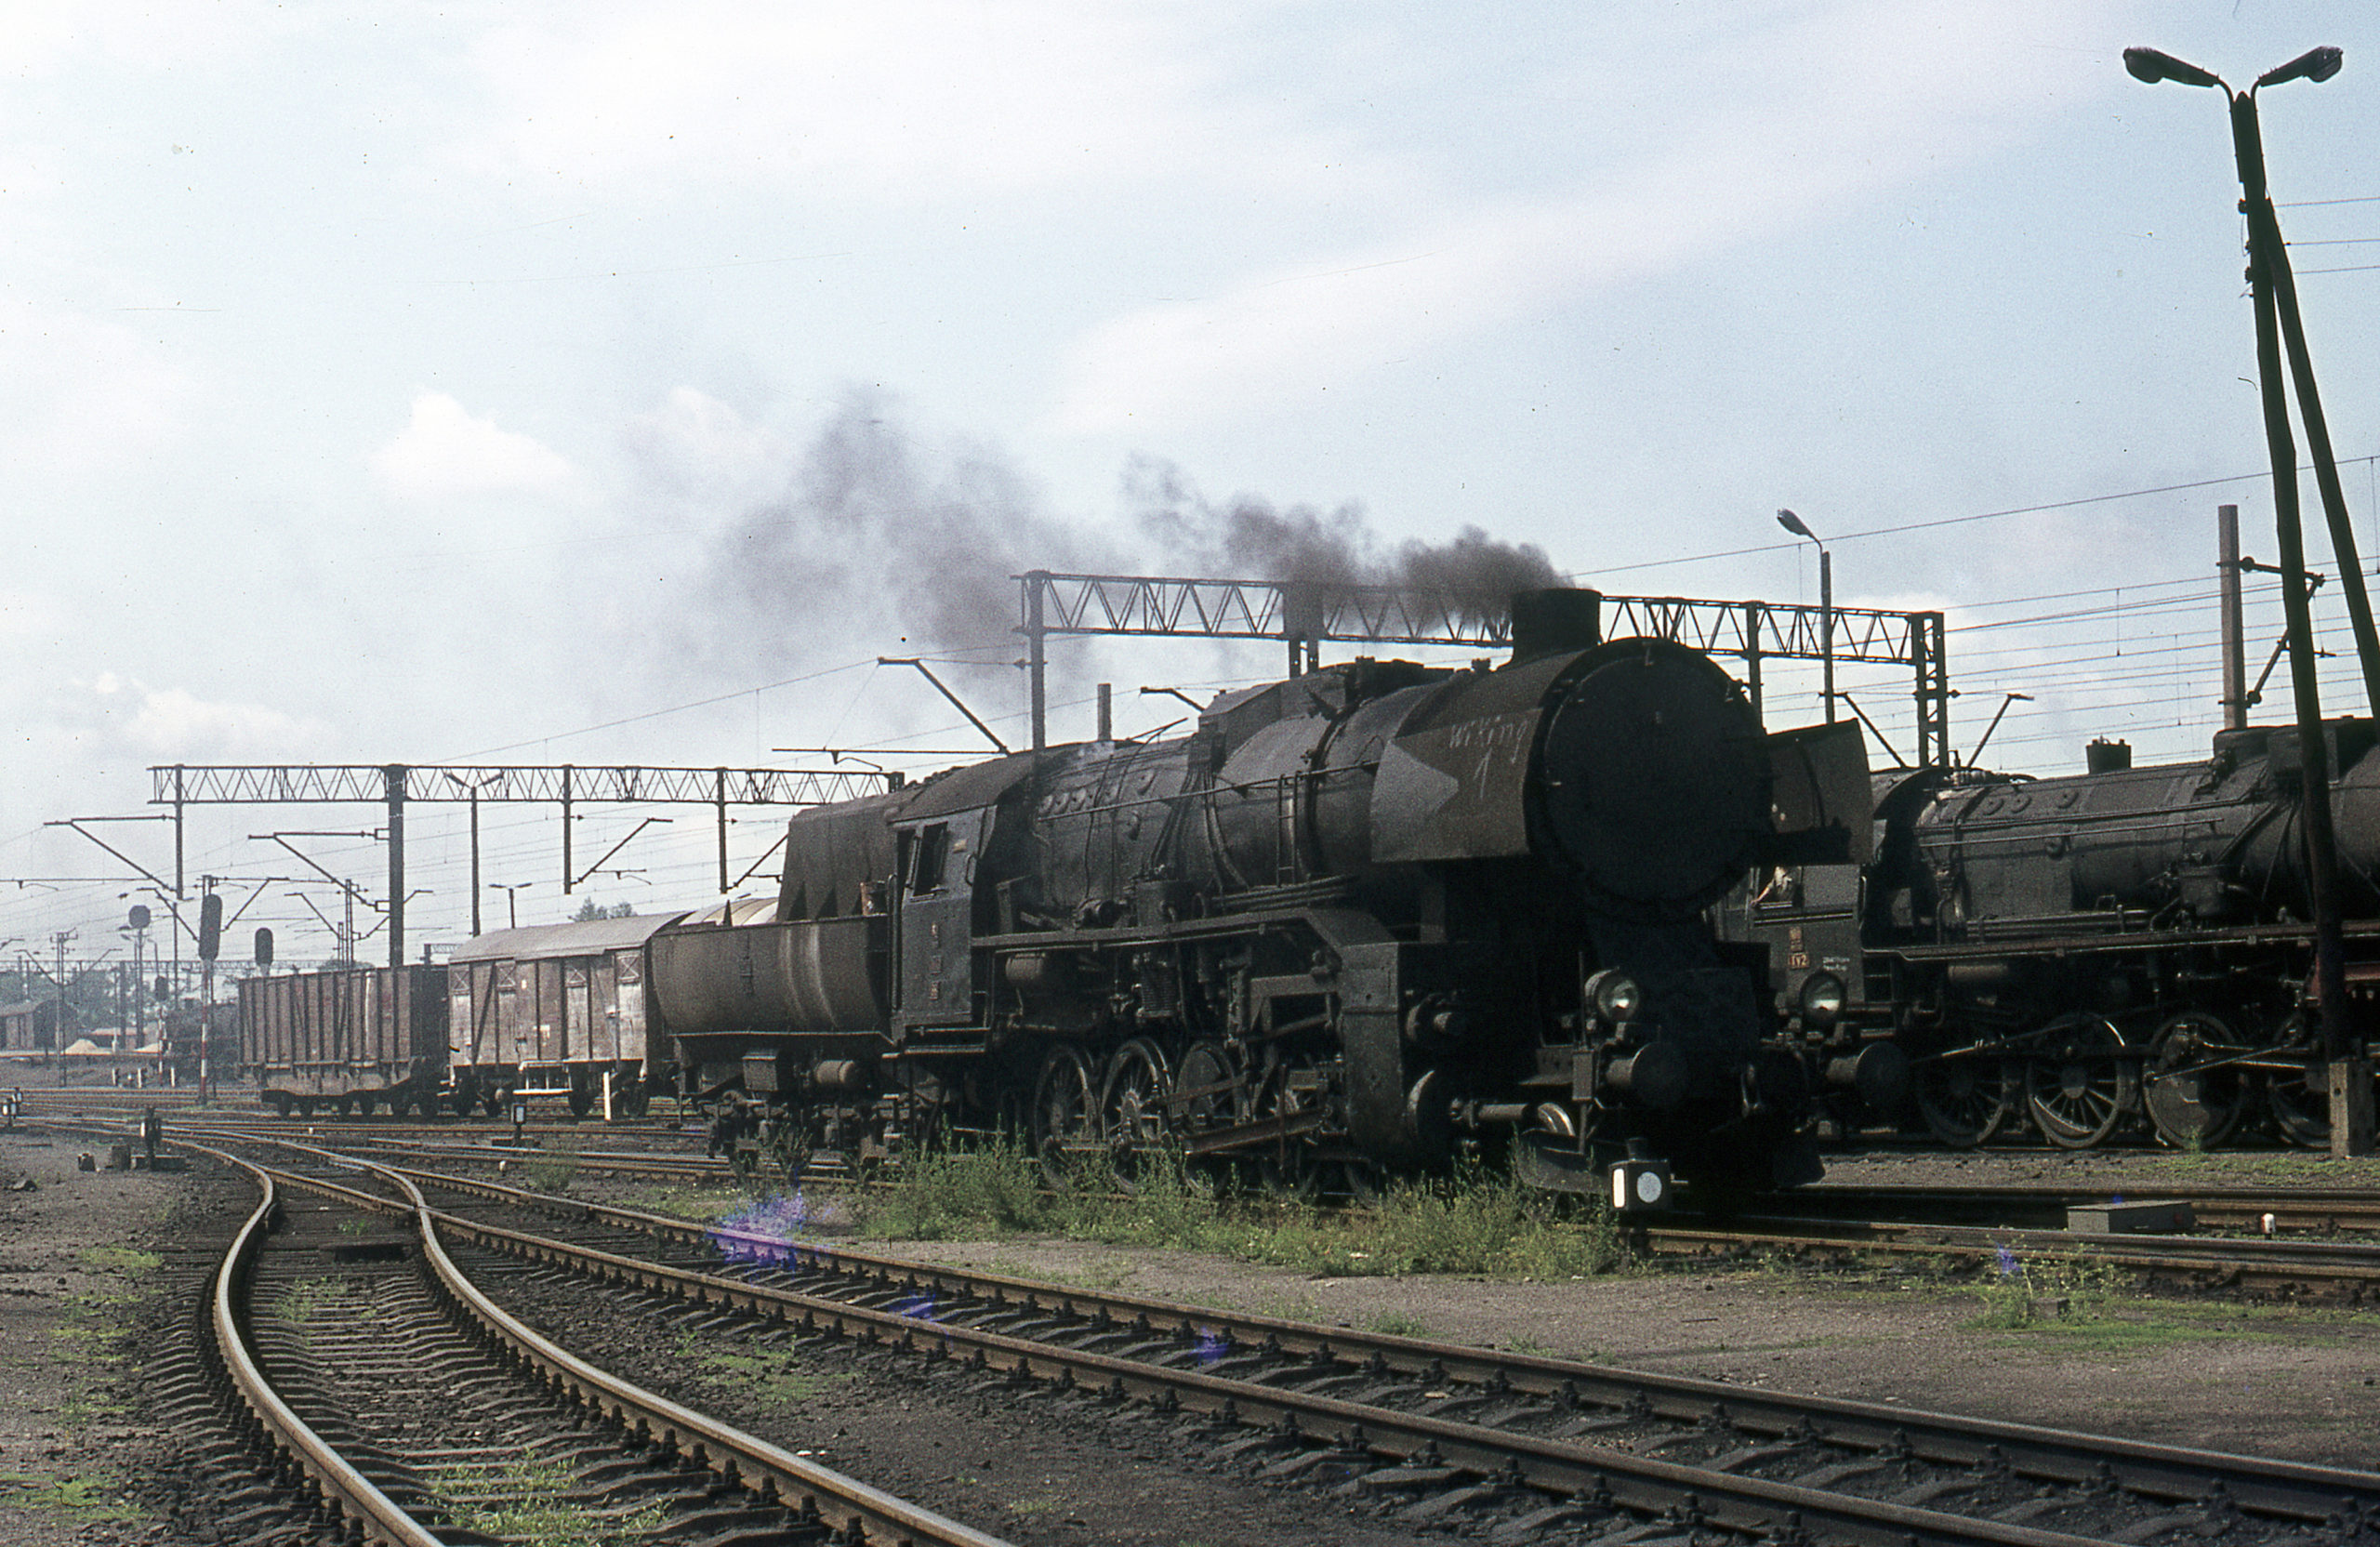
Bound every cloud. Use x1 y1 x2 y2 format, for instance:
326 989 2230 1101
461 2 1324 200
0 590 63 640
63 673 333 761
0 309 192 477
622 387 796 511
1049 0 2114 433
369 391 577 499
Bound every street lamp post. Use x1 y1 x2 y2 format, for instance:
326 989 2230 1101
492 882 531 931
444 773 501 935
2127 43 2375 1157
1777 509 1834 722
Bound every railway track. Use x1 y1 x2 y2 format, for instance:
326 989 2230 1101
59 1106 2380 1299
150 1117 2380 1240
177 1138 1014 1546
1640 1211 2380 1302
170 1131 2378 1547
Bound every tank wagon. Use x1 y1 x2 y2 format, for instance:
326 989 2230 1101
662 590 1860 1203
1725 721 2380 1150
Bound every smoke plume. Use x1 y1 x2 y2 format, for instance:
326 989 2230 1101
659 399 1566 705
1125 454 1564 602
667 392 1110 670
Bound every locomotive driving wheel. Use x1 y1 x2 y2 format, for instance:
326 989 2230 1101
2025 1014 2137 1149
2142 1011 2257 1150
1250 1054 1380 1203
1252 1054 1321 1197
2266 1055 2332 1148
1098 1038 1174 1191
1030 1044 1098 1185
1911 1047 2016 1147
1173 1039 1250 1183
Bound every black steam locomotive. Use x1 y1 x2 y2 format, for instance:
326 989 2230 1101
662 589 1856 1203
1725 720 2380 1151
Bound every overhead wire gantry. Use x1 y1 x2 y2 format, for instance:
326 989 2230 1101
1014 570 1950 766
126 763 893 969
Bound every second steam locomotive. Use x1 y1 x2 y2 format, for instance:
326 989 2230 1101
246 588 1863 1202
1728 721 2380 1151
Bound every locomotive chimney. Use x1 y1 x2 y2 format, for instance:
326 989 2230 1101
2087 737 2132 774
1510 588 1602 663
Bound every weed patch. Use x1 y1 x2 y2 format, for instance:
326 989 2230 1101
270 1276 346 1353
76 1246 161 1275
856 1140 1630 1281
426 1448 668 1547
3 1470 139 1523
522 1148 580 1195
681 1336 853 1410
621 1184 754 1223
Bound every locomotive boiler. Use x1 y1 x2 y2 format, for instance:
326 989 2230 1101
659 589 1861 1202
1726 719 2380 1150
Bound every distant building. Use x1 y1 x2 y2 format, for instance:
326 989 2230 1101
0 998 65 1053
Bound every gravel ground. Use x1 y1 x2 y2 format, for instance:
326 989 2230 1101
0 1129 204 1547
813 1151 2380 1474
5 1122 2379 1545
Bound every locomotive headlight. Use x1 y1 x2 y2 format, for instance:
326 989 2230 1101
1797 970 1847 1029
1584 969 1642 1025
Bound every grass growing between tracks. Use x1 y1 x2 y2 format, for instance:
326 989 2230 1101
678 1330 854 1408
427 1448 670 1547
1751 1246 2380 1352
852 1138 1628 1279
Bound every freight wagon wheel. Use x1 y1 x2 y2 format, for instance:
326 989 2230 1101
268 1093 293 1118
567 1075 593 1120
2266 1057 2331 1149
1911 1051 2016 1147
296 1098 316 1118
2024 1015 2137 1149
1099 1038 1174 1192
1030 1045 1099 1187
2142 1012 2257 1150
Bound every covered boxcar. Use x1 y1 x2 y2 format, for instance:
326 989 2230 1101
444 913 685 1117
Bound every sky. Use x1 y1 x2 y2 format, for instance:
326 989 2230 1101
8 0 2380 982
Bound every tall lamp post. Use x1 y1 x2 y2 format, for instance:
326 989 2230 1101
1777 509 1834 722
2126 43 2375 1156
444 773 501 935
491 882 532 931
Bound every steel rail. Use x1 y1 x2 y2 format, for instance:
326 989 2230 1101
1798 1182 2380 1235
186 1136 2380 1539
375 1160 2380 1526
424 1200 2122 1547
1643 1213 2380 1295
233 1144 1014 1547
201 1151 447 1547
